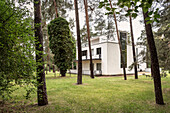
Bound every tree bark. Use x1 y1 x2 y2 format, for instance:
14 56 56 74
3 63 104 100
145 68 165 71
53 64 55 73
109 0 127 80
46 66 48 74
53 0 58 18
83 0 94 79
46 30 51 73
60 69 66 77
129 9 138 79
74 0 82 84
143 11 164 105
34 0 48 106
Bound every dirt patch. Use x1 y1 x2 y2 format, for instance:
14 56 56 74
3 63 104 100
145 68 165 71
72 83 89 86
143 80 152 84
95 74 135 77
46 76 73 79
163 88 170 93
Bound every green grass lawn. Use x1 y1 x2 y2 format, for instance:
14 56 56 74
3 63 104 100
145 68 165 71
1 72 170 113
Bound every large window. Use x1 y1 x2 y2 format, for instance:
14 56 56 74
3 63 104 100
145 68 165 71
120 32 127 68
96 63 101 70
96 48 101 55
82 50 87 56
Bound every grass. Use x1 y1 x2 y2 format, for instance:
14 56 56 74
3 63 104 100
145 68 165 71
1 72 170 113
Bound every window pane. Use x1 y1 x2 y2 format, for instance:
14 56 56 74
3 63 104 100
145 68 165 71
97 63 101 70
97 48 101 55
120 32 127 68
82 50 87 56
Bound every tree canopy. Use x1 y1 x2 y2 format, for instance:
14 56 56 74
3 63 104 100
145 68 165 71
48 17 75 76
0 0 36 100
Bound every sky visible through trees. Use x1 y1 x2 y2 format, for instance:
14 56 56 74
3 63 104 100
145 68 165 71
26 0 144 43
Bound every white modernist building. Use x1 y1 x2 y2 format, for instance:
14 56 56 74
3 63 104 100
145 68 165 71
71 31 146 75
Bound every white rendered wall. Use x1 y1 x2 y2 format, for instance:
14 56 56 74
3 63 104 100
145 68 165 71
127 44 135 74
104 43 134 75
106 43 121 75
136 45 147 71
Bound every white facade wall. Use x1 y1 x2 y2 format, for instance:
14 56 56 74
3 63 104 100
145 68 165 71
75 35 146 75
127 44 135 74
107 43 121 75
136 45 147 71
104 43 134 75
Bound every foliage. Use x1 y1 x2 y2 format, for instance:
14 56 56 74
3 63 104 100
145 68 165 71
0 0 36 101
155 37 170 71
41 0 73 20
137 29 170 71
99 0 161 24
41 0 75 69
155 0 170 40
48 17 75 76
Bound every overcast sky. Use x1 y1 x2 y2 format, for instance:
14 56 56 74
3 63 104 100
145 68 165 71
28 1 145 43
68 9 145 43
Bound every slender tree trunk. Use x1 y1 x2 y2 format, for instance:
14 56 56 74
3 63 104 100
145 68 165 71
45 22 51 73
46 23 49 75
109 0 127 80
146 46 149 68
47 45 51 72
34 0 48 106
72 62 74 69
53 64 55 73
83 0 94 79
53 0 58 18
46 65 48 74
49 63 51 72
129 9 138 79
143 11 164 105
74 0 82 84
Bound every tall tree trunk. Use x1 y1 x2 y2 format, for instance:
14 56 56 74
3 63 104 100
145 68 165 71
83 0 94 79
53 64 55 73
146 46 149 68
109 0 127 80
74 0 82 84
46 34 51 73
143 11 164 105
129 9 138 79
47 41 51 72
34 0 48 106
53 0 58 18
45 22 49 75
46 65 48 74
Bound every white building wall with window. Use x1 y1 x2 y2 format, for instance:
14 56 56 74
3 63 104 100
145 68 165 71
73 33 146 75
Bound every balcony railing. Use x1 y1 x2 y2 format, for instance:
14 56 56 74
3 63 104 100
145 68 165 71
82 70 102 75
82 54 101 60
69 69 102 75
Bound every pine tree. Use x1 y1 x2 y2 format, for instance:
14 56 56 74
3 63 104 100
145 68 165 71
74 0 82 84
128 8 138 79
109 0 127 80
34 0 48 106
143 10 164 105
84 0 94 79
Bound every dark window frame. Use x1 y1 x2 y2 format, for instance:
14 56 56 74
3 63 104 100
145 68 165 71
82 50 87 56
96 48 101 55
96 63 101 70
120 32 127 68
